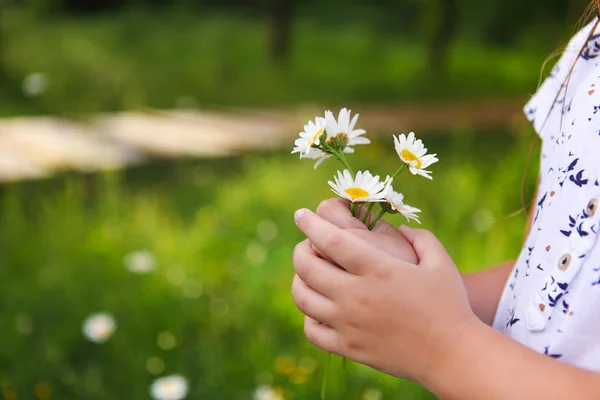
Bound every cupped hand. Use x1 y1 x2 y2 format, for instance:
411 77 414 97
291 208 478 383
314 198 418 264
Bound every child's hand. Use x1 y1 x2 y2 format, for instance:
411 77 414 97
314 198 418 264
291 208 478 383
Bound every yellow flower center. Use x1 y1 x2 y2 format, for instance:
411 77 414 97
311 128 323 143
401 149 422 169
327 133 349 151
345 187 369 201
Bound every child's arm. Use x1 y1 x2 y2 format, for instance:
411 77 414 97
461 262 514 325
427 319 600 400
292 209 600 399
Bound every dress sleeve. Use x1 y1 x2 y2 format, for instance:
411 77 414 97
524 21 598 138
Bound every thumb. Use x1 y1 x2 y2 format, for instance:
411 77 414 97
398 226 453 267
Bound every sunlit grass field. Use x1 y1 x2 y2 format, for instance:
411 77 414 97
0 129 539 399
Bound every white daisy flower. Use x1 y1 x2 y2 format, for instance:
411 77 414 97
82 313 116 343
393 132 439 179
324 108 370 153
22 72 48 97
383 187 421 223
124 250 156 274
291 117 327 155
328 170 391 203
253 385 284 400
150 375 188 400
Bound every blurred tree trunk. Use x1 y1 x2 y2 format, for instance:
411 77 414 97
426 0 457 76
268 0 295 65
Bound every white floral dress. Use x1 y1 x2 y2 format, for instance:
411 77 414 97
492 18 600 370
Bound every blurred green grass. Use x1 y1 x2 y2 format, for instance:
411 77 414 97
1 9 548 116
0 129 539 399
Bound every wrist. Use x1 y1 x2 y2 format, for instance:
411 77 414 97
419 315 491 399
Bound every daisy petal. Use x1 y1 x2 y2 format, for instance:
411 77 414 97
328 170 390 203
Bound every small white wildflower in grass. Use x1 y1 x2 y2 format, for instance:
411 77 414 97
394 132 439 179
329 170 391 203
383 188 421 223
124 250 156 274
22 72 48 97
292 117 327 155
150 375 188 400
253 385 284 400
324 108 370 153
82 313 116 343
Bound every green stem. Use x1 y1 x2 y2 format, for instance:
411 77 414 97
391 164 405 180
323 143 354 176
350 202 358 217
336 151 354 176
368 208 387 231
321 352 332 399
343 356 347 372
363 202 375 225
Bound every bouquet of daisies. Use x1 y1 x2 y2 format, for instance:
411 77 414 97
292 108 438 229
292 108 438 398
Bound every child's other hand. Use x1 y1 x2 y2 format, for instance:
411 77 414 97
291 208 477 383
314 198 418 265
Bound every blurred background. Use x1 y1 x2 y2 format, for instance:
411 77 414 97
0 0 592 399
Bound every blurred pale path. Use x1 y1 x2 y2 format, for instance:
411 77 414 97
0 99 523 182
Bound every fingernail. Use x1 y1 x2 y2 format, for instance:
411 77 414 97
294 209 307 225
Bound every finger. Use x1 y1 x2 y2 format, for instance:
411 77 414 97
398 226 453 267
294 239 350 297
348 229 419 264
368 216 399 234
304 316 339 354
316 198 366 230
294 209 392 275
315 198 397 234
311 241 332 262
291 275 337 326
